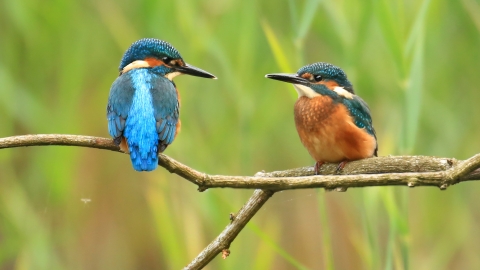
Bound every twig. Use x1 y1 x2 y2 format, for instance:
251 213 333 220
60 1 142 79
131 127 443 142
184 189 274 269
2 134 480 269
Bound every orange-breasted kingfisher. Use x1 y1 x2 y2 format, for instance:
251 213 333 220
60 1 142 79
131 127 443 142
107 38 216 171
265 62 377 174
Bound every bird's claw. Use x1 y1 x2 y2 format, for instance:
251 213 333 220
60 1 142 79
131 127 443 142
314 161 325 175
335 161 349 174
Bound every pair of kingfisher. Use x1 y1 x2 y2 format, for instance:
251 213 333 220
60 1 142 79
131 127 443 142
107 38 377 172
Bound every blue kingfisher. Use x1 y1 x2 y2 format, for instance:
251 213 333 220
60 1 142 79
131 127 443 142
107 38 216 171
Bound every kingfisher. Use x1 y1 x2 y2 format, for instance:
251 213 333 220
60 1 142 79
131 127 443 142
265 62 377 174
107 38 216 171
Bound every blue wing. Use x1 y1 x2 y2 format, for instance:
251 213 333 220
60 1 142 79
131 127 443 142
343 95 378 156
107 73 179 151
107 74 134 144
107 70 179 171
150 76 180 152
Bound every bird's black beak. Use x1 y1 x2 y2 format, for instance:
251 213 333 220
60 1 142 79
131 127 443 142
265 73 309 85
177 63 217 79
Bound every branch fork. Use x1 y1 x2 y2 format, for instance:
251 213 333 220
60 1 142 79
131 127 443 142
1 134 479 269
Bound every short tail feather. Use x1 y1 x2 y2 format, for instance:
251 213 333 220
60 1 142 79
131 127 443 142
129 144 158 171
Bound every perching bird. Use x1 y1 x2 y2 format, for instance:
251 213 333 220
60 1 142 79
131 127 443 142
107 38 216 171
265 62 377 174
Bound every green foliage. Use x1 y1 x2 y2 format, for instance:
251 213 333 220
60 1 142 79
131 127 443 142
1 0 480 269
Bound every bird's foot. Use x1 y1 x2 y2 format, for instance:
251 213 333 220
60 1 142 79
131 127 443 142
314 161 325 175
335 160 349 174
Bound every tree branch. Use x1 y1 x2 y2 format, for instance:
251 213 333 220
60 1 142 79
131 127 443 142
0 134 119 152
2 134 480 269
2 134 479 191
184 189 274 269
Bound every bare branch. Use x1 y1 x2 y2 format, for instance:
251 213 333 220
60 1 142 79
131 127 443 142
0 134 119 152
2 134 480 268
184 189 274 269
153 154 480 191
158 152 480 191
1 134 480 191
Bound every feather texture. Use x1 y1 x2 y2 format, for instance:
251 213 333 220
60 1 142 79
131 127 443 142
107 68 179 171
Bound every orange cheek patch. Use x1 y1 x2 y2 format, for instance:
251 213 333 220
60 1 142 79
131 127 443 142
144 57 165 67
301 73 313 80
317 80 339 90
121 58 167 74
171 59 185 66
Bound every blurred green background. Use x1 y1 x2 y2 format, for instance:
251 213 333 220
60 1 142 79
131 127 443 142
1 0 480 269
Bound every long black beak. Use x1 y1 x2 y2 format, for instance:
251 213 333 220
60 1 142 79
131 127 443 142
176 63 217 79
265 73 309 85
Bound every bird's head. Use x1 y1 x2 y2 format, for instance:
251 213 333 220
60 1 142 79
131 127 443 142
265 62 354 99
119 38 216 80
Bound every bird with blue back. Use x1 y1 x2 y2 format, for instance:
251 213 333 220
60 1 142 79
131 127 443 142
107 38 216 171
265 62 377 174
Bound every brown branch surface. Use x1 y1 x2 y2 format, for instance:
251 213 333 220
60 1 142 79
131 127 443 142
2 134 479 190
2 134 480 269
0 134 120 152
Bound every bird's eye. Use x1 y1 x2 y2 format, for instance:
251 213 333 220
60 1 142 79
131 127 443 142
314 75 323 82
162 57 172 64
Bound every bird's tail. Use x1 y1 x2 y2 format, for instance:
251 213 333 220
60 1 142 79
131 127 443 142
128 143 159 171
123 111 160 171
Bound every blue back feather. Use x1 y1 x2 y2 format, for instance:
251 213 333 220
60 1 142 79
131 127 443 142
107 68 179 171
342 96 376 137
343 95 378 156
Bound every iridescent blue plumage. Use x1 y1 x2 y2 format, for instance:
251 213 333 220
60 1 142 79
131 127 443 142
119 39 182 72
107 38 216 171
297 62 353 91
342 96 376 137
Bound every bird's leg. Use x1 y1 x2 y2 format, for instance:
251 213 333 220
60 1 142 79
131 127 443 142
314 161 325 175
335 160 349 173
119 137 130 154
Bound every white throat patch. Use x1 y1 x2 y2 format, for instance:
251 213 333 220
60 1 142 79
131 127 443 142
121 60 150 74
293 84 355 100
293 84 320 98
165 71 182 80
333 86 354 99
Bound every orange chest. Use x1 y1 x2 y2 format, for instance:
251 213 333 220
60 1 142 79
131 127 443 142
294 96 341 133
293 96 376 162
